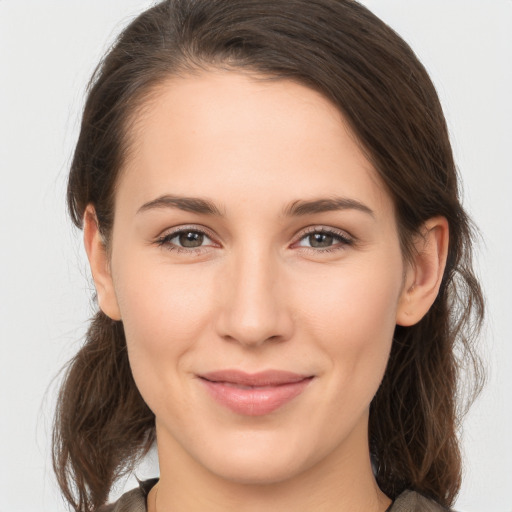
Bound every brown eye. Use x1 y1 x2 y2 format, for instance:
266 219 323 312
308 233 334 248
179 231 205 248
295 228 353 252
157 228 214 252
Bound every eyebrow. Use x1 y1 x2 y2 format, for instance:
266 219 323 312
137 195 224 216
136 194 374 218
283 197 374 218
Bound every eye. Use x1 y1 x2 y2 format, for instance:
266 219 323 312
155 227 216 253
173 230 209 248
295 227 353 252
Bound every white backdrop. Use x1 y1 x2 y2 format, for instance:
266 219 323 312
0 1 511 511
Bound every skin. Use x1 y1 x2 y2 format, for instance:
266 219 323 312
84 70 448 512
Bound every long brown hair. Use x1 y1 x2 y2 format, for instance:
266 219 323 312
54 1 484 510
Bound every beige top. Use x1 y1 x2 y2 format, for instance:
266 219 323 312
99 479 451 512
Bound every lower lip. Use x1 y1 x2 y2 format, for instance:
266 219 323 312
200 377 313 416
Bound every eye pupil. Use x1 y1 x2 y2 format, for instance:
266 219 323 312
179 231 204 247
309 233 333 248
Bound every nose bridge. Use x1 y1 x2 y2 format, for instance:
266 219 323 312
218 241 292 346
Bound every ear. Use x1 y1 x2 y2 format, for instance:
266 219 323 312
396 216 449 327
83 205 122 321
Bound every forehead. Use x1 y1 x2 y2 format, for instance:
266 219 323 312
118 70 393 218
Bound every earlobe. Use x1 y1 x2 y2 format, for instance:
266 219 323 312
396 216 449 327
83 205 122 321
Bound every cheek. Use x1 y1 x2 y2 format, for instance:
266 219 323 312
114 251 212 342
301 255 402 335
297 254 403 389
111 254 215 401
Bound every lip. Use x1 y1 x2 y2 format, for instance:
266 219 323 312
198 370 314 416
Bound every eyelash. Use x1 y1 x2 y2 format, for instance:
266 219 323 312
295 226 354 253
155 225 217 255
154 225 354 255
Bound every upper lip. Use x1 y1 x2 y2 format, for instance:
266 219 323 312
199 369 312 387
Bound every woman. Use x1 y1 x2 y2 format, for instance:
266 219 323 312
53 1 484 511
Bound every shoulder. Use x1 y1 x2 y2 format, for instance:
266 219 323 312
391 490 452 512
97 479 158 512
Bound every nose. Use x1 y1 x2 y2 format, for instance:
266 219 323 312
215 245 294 348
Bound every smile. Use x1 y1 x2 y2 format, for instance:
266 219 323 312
198 370 314 416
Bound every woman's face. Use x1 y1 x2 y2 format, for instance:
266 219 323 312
101 70 413 484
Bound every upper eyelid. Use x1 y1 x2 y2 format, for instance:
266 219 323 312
158 224 217 240
158 224 351 235
295 225 353 241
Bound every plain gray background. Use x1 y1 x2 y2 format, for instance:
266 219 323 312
0 1 511 510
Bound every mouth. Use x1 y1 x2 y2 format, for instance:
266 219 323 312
197 370 314 416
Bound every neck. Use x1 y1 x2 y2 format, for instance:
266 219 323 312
150 417 391 512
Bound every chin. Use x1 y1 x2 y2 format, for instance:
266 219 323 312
207 456 307 486
192 429 323 486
